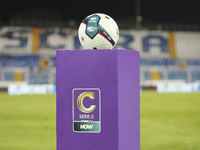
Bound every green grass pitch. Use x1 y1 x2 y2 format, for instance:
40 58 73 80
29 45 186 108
0 93 56 150
0 91 200 150
141 91 200 150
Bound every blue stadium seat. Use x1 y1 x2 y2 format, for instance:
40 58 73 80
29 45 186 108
168 71 187 80
29 72 49 84
192 70 200 80
140 58 176 66
0 55 39 67
187 59 200 66
50 57 56 67
5 72 14 81
144 71 152 80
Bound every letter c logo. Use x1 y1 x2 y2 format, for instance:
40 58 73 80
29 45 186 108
77 92 96 113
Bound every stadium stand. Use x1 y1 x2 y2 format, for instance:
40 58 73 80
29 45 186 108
0 55 39 67
0 26 200 89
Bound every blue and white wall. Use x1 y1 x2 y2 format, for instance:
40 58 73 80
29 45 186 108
0 27 200 59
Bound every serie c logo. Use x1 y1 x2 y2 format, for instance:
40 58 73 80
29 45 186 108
77 92 96 113
73 88 101 133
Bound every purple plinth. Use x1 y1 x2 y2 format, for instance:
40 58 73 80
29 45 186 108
56 49 140 150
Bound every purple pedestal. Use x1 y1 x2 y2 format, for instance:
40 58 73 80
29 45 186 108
56 49 140 150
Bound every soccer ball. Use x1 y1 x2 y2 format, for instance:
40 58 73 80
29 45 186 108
78 13 119 49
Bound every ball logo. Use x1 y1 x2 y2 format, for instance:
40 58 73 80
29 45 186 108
73 88 101 133
85 15 100 39
77 92 96 113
